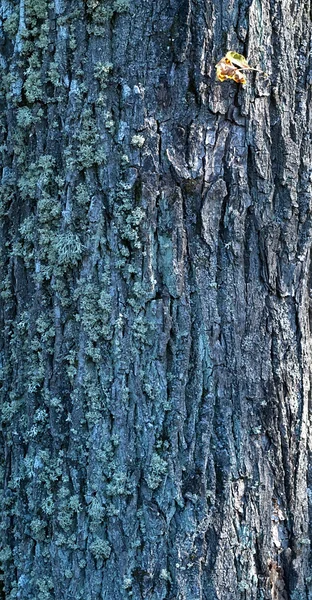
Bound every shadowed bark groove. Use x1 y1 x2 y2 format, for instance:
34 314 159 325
0 0 311 598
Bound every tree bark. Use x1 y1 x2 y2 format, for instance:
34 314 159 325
0 0 312 598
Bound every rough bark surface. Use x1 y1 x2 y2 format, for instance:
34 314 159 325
0 0 312 599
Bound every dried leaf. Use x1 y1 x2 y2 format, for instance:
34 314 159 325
216 50 266 85
216 58 247 85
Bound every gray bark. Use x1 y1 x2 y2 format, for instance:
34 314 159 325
0 0 312 599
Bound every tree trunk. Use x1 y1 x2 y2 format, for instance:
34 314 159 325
0 0 311 598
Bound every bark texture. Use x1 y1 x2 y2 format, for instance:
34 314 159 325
0 0 312 599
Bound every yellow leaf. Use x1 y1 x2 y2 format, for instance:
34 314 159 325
225 51 250 69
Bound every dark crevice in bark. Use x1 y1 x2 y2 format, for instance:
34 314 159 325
0 576 5 600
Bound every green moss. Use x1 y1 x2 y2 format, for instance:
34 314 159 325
75 183 91 207
0 547 13 562
89 537 111 560
47 62 62 87
3 10 19 38
64 569 73 579
36 576 54 600
146 453 168 489
34 21 49 49
7 583 18 600
57 511 73 530
131 134 145 148
84 378 110 423
65 350 78 382
160 569 172 582
94 61 113 89
87 497 105 523
75 278 113 347
131 315 148 342
0 5 152 587
0 274 13 300
86 0 129 34
30 517 47 541
78 559 87 569
35 315 55 341
25 0 48 22
113 0 130 10
106 470 128 496
38 198 61 224
53 232 84 267
16 107 38 128
41 495 54 516
23 54 43 102
112 183 145 254
70 109 107 170
18 156 56 200
123 577 133 589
